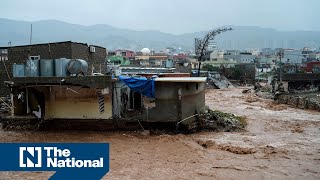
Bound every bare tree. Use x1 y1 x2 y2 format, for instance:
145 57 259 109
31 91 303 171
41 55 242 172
195 27 233 76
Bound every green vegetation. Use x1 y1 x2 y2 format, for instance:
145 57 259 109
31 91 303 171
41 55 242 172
201 64 220 72
256 71 272 78
233 66 244 78
107 56 130 65
199 108 247 132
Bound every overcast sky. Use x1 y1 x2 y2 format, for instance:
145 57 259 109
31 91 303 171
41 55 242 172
0 0 318 34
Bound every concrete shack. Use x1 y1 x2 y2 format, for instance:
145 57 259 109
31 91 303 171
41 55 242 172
149 77 206 123
6 76 113 121
113 76 206 127
281 73 320 93
6 75 206 128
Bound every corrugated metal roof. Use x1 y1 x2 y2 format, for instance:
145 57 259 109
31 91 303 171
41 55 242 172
154 77 207 82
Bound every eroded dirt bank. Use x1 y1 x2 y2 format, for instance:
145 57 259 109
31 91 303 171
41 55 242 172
0 88 319 179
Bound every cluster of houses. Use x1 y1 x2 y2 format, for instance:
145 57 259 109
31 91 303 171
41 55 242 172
107 48 198 72
107 46 320 87
0 41 206 130
0 41 319 128
202 47 320 73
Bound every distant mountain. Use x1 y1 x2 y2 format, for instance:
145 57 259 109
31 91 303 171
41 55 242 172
1 18 320 51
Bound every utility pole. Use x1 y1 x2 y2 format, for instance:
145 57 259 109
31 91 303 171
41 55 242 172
29 24 33 45
277 50 283 82
257 58 259 82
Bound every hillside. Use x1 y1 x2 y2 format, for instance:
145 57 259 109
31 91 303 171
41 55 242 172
1 18 319 51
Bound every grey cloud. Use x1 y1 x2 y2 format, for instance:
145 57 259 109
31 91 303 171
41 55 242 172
0 0 318 34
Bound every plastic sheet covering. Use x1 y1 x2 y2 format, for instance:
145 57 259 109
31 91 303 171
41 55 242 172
119 76 155 98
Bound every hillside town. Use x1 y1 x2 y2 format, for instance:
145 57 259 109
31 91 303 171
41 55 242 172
0 34 318 176
0 33 319 177
2 41 319 91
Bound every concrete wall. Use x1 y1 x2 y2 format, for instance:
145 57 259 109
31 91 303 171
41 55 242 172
282 73 320 81
144 81 205 123
10 86 112 120
45 87 112 120
277 93 320 111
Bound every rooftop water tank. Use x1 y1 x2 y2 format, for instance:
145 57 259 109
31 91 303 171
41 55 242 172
40 59 54 77
25 59 40 77
13 64 25 77
67 59 88 75
55 58 71 77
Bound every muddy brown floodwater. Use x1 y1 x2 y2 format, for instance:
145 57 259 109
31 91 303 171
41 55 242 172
0 88 320 179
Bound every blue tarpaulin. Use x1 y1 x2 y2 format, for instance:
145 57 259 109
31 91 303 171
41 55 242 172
119 76 155 98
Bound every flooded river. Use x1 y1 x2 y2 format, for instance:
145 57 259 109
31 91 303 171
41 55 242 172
0 88 319 179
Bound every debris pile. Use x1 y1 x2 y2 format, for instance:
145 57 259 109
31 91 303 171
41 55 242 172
242 89 252 94
199 108 247 132
1 119 40 131
0 96 11 126
207 76 234 89
244 83 274 99
0 96 11 114
276 93 320 111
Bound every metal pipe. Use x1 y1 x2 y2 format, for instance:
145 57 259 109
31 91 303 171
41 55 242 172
197 62 201 77
10 94 14 116
2 58 11 81
0 97 11 109
176 114 199 131
26 88 30 114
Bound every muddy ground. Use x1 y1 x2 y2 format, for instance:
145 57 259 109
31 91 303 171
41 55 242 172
0 88 319 179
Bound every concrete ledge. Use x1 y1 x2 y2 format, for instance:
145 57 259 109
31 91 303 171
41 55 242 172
10 76 113 88
282 73 320 81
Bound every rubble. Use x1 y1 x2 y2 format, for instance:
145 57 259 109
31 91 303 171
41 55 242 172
199 108 247 132
1 119 40 131
0 96 11 114
206 74 234 89
253 83 320 111
276 93 320 111
0 96 10 127
242 89 252 94
255 91 274 99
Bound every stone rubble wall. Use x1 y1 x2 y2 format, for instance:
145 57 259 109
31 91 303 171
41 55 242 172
277 93 320 111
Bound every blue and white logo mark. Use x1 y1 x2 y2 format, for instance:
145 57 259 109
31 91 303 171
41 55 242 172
0 143 109 180
20 147 42 167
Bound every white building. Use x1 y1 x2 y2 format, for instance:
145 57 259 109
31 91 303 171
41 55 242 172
238 53 255 63
209 50 224 60
282 49 303 64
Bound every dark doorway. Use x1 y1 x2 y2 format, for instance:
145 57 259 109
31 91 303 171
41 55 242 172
133 91 142 110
